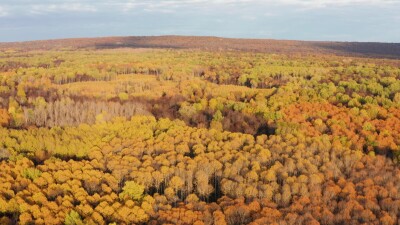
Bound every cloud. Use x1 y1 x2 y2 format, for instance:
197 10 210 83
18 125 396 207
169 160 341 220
116 0 398 8
29 3 97 15
0 0 399 42
115 0 399 13
0 6 9 17
1 0 398 16
278 0 399 8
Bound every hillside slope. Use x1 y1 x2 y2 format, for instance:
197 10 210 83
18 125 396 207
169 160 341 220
1 35 400 58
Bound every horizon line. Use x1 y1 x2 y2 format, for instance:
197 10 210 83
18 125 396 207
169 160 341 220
1 35 399 45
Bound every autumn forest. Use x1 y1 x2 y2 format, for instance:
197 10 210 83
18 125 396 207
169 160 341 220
0 36 399 225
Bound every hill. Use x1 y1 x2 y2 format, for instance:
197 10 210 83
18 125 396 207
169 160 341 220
1 35 400 59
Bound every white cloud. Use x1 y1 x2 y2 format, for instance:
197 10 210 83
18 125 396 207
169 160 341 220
278 0 399 8
115 0 399 13
1 0 399 16
118 0 398 7
29 3 97 14
0 0 399 42
0 6 9 17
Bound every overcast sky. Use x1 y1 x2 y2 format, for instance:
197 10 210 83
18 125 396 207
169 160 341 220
0 0 399 42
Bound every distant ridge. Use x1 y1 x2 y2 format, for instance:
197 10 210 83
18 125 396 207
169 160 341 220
1 35 399 59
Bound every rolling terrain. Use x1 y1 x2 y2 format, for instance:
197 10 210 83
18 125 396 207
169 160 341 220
0 36 399 224
1 35 400 59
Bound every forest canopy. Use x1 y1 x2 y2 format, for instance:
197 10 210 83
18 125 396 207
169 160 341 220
0 37 399 224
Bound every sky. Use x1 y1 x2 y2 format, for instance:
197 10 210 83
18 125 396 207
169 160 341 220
0 0 399 42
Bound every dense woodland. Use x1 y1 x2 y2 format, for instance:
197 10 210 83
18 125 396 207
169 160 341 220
0 38 399 224
1 36 400 59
